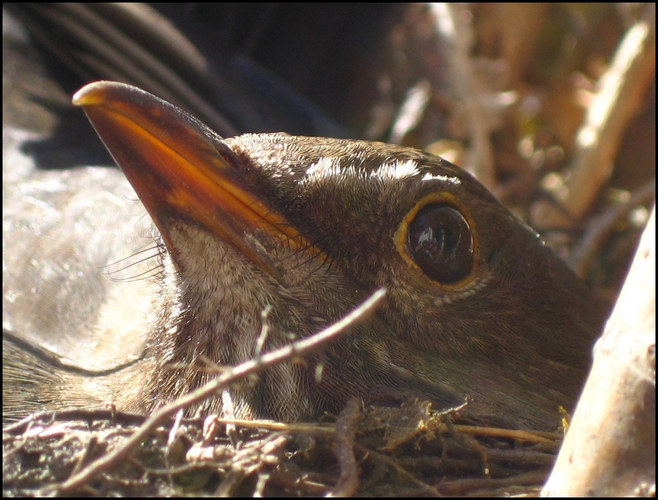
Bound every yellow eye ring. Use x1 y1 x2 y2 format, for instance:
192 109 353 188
394 192 479 289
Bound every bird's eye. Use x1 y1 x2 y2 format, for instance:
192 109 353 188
407 204 474 283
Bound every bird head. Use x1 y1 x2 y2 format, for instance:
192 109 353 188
73 82 606 429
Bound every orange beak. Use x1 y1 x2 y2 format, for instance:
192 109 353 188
73 81 309 278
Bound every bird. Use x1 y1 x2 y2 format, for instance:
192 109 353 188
2 80 608 430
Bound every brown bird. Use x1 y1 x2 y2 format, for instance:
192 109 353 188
2 81 607 430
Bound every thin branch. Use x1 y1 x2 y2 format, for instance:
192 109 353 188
329 397 362 497
533 14 655 228
430 3 497 189
43 288 387 495
544 207 655 495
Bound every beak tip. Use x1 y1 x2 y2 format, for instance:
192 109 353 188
72 80 127 107
72 82 102 107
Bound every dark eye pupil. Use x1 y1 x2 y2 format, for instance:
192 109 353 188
407 204 474 283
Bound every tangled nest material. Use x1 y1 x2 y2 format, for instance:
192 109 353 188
3 399 564 497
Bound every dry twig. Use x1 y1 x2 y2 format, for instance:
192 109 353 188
40 289 386 495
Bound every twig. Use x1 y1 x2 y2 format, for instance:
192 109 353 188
353 442 442 496
430 3 497 189
43 288 386 495
389 79 431 145
533 14 655 228
544 207 655 495
328 397 362 497
452 424 561 444
437 470 548 496
4 408 149 435
569 180 655 277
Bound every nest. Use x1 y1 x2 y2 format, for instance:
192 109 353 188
3 399 563 497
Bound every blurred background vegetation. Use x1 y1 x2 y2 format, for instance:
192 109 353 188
17 2 652 301
7 4 654 305
188 3 654 303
